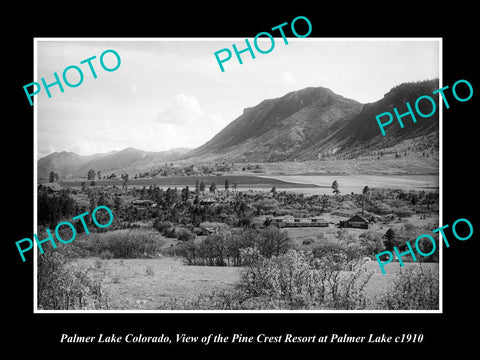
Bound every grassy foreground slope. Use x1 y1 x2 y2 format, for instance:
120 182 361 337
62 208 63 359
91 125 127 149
68 257 438 310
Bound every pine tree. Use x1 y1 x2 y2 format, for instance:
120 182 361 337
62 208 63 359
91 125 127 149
321 194 328 213
332 180 340 195
182 186 190 201
114 195 122 210
87 169 96 180
384 228 396 250
121 173 129 191
209 182 217 193
98 192 107 206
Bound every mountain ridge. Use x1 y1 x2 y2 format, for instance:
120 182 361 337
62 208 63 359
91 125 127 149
38 147 192 179
38 79 439 178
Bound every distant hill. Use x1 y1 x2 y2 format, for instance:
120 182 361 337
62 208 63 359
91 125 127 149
38 147 191 179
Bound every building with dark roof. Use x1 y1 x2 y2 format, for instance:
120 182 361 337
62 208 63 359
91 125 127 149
339 215 369 229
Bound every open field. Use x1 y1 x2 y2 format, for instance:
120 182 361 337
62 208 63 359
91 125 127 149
67 257 241 310
51 173 438 197
259 174 438 195
56 175 322 189
67 257 438 310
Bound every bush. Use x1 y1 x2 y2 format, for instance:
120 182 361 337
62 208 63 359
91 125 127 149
160 244 186 257
199 222 230 232
394 208 413 219
311 238 343 258
153 220 173 233
145 265 154 276
156 288 286 310
256 227 292 258
99 250 114 260
375 266 439 310
302 238 315 246
180 227 293 267
358 231 386 256
370 202 392 215
176 228 195 242
237 248 373 310
74 229 165 258
416 235 439 262
37 252 109 310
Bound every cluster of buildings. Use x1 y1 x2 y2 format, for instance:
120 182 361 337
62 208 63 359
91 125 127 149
129 197 370 230
268 215 369 229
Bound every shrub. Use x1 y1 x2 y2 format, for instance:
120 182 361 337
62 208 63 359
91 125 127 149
153 220 173 233
370 202 392 215
302 238 315 246
394 208 414 219
180 227 294 267
256 227 292 258
311 238 344 259
237 248 373 310
145 265 154 276
358 231 386 256
161 244 186 257
37 252 109 310
176 228 195 242
199 222 230 232
99 250 114 260
416 235 439 262
74 229 166 258
159 288 288 310
164 227 176 238
375 266 439 310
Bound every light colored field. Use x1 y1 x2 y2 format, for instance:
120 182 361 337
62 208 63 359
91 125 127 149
258 174 438 195
67 256 438 310
68 257 241 310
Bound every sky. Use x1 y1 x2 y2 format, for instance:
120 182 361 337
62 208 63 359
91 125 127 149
36 38 440 159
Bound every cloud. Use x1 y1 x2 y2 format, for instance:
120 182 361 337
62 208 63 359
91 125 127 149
155 94 204 125
38 145 56 159
280 71 295 85
71 139 110 155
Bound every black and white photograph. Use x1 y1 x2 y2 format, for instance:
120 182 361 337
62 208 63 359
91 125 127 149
34 38 441 312
6 5 479 354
